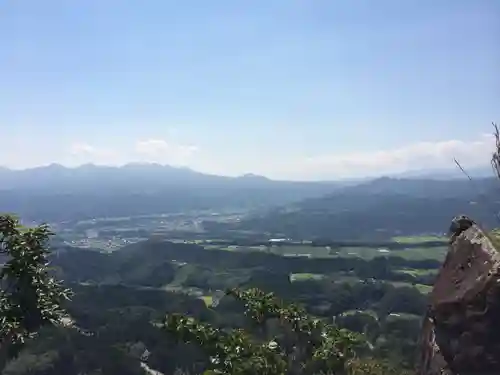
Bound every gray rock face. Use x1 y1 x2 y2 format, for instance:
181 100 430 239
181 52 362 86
418 221 500 375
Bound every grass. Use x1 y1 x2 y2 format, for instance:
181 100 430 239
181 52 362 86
386 312 422 321
335 246 448 261
289 270 434 294
275 245 332 258
394 268 438 277
389 281 433 294
392 235 446 243
204 245 233 251
340 309 378 319
290 273 326 282
391 246 448 261
200 295 213 307
336 247 388 259
197 236 450 262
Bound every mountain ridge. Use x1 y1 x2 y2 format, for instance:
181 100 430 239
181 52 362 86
1 162 497 226
0 163 353 222
209 176 500 241
0 162 493 184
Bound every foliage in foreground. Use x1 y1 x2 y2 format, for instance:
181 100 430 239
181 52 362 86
164 288 411 375
0 215 72 371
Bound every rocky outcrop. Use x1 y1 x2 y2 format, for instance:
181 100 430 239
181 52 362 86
418 216 500 375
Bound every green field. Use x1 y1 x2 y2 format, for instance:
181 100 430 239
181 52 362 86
290 271 434 294
200 295 213 307
169 235 445 297
204 245 240 251
334 245 448 261
273 245 331 257
290 273 326 282
395 268 438 277
390 246 448 261
336 246 388 259
390 281 433 294
338 309 421 322
385 312 422 321
198 240 449 262
392 235 446 243
340 309 378 319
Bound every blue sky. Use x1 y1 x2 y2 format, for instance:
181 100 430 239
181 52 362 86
0 0 499 180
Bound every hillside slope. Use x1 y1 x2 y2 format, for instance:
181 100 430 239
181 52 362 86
211 177 500 240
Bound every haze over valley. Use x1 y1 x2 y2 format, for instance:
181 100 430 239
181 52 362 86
1 1 499 374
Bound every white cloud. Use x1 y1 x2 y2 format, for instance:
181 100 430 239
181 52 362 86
298 133 496 179
134 139 198 165
68 142 120 164
69 143 97 155
63 139 199 167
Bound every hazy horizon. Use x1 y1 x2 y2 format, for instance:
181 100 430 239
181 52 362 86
1 1 499 180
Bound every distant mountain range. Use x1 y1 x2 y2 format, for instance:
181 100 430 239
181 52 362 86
0 164 353 222
0 163 496 226
389 165 495 180
0 163 331 190
0 162 494 189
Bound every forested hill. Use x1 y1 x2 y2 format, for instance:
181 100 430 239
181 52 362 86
204 177 500 240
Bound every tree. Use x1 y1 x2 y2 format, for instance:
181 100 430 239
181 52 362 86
0 214 72 371
164 288 409 375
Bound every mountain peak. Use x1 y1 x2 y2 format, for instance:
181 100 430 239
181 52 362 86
43 163 66 170
237 173 269 181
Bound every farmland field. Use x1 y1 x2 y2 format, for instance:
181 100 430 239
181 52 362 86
200 295 213 307
389 281 433 294
187 235 451 264
392 235 447 243
290 273 326 282
395 268 438 277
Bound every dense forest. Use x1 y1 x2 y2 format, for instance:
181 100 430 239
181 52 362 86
0 215 440 374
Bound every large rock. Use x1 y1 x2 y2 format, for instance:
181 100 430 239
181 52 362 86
418 217 500 375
